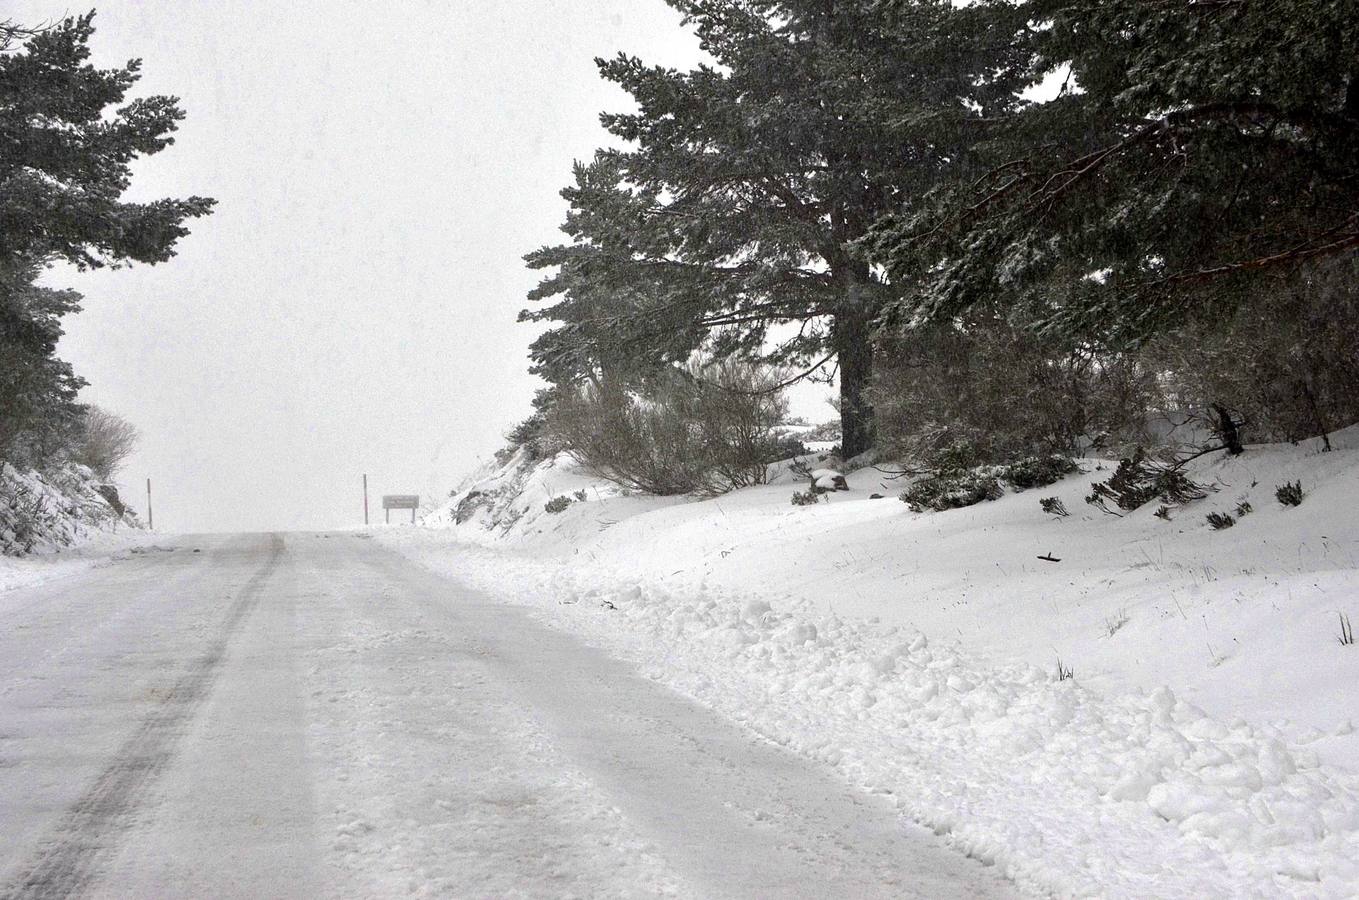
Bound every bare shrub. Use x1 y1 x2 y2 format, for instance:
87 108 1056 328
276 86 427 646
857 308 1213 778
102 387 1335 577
871 313 1158 466
1148 256 1359 446
73 408 138 482
545 360 790 496
693 360 796 490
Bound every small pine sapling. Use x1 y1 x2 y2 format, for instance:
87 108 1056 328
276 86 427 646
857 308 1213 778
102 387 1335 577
1234 500 1253 517
1085 448 1208 516
1205 511 1235 530
1001 456 1079 490
1276 481 1305 507
544 495 573 514
901 470 1004 512
790 488 822 506
1040 497 1069 518
1153 505 1172 521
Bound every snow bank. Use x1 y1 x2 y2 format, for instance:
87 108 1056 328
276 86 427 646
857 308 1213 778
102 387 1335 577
383 428 1359 895
419 447 688 552
0 462 148 594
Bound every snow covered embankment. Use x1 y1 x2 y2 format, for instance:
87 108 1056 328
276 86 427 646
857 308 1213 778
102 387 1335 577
0 463 147 594
382 434 1359 897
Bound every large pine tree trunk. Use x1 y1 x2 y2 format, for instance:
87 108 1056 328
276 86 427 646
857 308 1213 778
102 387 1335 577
834 308 875 459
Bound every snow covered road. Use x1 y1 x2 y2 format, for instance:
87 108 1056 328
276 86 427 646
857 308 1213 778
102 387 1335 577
0 532 1016 898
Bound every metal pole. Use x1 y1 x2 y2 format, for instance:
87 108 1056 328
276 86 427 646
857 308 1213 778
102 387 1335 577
363 474 369 525
146 478 153 530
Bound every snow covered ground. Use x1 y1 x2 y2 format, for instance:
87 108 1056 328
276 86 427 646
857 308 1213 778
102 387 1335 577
0 532 1013 898
379 427 1359 897
0 528 155 598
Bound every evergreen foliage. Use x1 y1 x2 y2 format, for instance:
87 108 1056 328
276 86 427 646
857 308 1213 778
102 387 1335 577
901 470 1004 513
900 455 1074 513
524 1 1026 458
521 0 1359 474
1275 481 1305 508
0 15 213 468
867 0 1359 345
1206 512 1236 531
544 495 573 514
1085 450 1209 515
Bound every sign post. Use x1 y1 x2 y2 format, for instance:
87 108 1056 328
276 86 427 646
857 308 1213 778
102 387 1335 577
363 474 369 525
382 494 420 524
146 478 153 530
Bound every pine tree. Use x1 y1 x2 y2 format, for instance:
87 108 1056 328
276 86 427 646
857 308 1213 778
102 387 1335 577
0 265 85 463
524 0 1021 458
867 0 1359 346
0 14 214 465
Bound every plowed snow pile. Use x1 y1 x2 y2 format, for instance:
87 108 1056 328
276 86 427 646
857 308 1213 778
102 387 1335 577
380 428 1359 897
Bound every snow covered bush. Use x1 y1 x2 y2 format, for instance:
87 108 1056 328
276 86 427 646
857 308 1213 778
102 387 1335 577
901 470 1004 512
902 454 1079 513
999 455 1080 490
789 488 822 506
1085 448 1208 515
544 495 572 514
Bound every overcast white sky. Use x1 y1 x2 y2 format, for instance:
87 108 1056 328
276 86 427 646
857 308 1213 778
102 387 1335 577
8 1 720 533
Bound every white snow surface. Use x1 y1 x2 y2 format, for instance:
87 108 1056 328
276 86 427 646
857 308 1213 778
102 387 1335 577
0 529 157 598
1 533 1015 898
379 429 1359 897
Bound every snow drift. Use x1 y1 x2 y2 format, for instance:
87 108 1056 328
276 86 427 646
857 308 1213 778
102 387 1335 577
383 428 1359 896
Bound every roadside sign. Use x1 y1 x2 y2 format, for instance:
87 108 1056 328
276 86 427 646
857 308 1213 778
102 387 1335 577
382 494 420 524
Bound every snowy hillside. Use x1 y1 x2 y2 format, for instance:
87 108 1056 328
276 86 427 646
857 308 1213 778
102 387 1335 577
382 430 1359 896
421 446 690 550
0 463 149 594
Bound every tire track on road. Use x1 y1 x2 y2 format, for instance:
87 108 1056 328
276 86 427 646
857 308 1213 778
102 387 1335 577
0 534 286 900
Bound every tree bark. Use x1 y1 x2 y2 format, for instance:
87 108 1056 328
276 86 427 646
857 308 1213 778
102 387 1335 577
834 308 875 459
